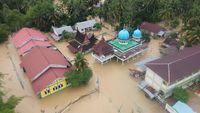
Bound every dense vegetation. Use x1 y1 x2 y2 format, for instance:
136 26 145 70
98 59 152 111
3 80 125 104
0 0 200 46
173 87 189 103
0 0 99 43
65 53 92 87
0 73 21 113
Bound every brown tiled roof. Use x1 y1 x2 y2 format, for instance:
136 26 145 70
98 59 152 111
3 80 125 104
140 22 164 34
93 38 114 56
74 30 97 44
146 45 200 84
75 30 85 43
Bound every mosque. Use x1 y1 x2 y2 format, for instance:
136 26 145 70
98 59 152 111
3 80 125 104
92 28 148 64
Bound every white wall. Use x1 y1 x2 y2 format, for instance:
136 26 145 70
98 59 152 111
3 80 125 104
145 67 200 97
145 68 167 91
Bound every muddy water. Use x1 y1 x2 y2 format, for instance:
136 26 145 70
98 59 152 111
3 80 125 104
0 36 166 113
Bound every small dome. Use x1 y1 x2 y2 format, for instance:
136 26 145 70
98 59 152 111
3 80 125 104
118 29 129 40
132 28 142 39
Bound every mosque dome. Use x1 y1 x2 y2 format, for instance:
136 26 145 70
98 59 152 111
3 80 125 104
132 28 142 39
118 29 129 40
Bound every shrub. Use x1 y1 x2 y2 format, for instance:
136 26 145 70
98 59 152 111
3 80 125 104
170 32 178 39
61 31 75 41
173 87 189 103
170 18 180 28
94 23 102 30
142 32 151 43
65 68 93 87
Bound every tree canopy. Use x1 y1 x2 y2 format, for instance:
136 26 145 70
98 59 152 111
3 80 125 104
173 87 189 103
65 52 92 87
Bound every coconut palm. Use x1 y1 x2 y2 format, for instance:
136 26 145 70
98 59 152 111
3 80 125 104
74 52 88 72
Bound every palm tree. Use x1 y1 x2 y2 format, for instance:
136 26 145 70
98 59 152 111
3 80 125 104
74 52 88 72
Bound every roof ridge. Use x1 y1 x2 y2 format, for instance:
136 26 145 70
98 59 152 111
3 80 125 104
168 48 200 65
25 28 32 39
167 64 171 84
147 62 169 65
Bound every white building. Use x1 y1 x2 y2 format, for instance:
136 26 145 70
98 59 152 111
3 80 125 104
51 25 75 41
74 20 96 33
144 45 200 98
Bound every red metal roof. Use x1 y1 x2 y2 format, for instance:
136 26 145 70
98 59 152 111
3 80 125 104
140 22 164 34
146 45 200 84
21 47 71 93
12 28 48 48
32 68 70 93
17 40 52 56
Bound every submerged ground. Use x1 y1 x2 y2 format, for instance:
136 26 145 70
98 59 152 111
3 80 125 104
0 25 199 113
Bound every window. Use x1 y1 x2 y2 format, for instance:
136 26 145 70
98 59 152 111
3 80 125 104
47 89 50 93
58 85 61 89
44 91 47 94
53 86 57 91
60 84 63 87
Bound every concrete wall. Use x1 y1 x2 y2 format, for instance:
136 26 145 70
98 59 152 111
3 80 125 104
40 79 68 98
145 68 167 92
145 67 200 97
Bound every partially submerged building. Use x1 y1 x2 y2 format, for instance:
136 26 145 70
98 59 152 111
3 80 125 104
50 19 97 41
12 28 72 98
67 30 97 53
21 47 71 98
51 26 75 41
166 101 197 113
74 19 96 33
92 38 114 64
92 28 148 64
12 28 52 56
140 22 166 37
160 38 179 56
143 45 200 98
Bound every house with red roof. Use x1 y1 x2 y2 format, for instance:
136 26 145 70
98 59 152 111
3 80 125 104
12 28 52 56
140 22 166 37
143 45 200 98
21 47 71 98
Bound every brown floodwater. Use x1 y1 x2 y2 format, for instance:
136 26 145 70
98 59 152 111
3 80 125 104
0 30 167 113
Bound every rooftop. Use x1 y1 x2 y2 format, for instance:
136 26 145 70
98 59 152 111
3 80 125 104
140 22 165 34
12 27 48 48
108 39 139 52
146 44 200 84
21 47 71 93
93 38 114 56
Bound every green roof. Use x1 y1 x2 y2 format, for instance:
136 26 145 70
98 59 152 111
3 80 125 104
108 39 139 51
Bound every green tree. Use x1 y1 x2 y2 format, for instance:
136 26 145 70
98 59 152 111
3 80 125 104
62 0 100 25
170 18 180 28
61 31 75 41
65 68 92 87
173 87 189 103
0 24 10 43
2 5 26 32
26 1 60 31
73 52 88 72
65 53 92 87
94 23 102 30
142 32 151 43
